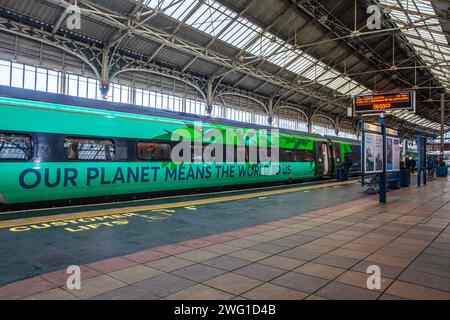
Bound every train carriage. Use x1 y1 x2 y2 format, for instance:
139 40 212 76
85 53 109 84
0 90 361 208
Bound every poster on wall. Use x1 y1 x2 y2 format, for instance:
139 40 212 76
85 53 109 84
374 134 383 172
365 133 383 173
387 138 393 171
392 138 400 171
386 137 401 172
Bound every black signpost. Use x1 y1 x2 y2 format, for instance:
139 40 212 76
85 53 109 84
417 136 427 187
380 116 387 204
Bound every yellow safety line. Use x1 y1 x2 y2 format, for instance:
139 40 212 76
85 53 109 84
0 180 357 229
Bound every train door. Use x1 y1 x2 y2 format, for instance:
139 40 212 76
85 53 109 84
315 141 331 176
334 142 342 175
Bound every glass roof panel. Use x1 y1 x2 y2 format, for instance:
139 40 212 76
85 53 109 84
139 0 373 97
378 0 450 91
139 0 445 132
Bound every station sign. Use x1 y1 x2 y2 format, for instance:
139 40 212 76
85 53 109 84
386 128 398 137
364 123 381 133
353 91 416 114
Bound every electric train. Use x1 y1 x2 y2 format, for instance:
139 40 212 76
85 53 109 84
0 89 361 209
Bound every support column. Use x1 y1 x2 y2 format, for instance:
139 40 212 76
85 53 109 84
206 79 214 116
335 117 341 136
59 71 66 95
182 85 187 113
361 117 365 187
130 88 137 105
403 139 407 159
379 115 387 204
355 122 361 140
100 47 111 99
267 97 274 127
440 93 445 164
417 135 422 187
307 109 315 133
307 117 313 133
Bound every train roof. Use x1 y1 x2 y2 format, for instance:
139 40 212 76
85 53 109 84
0 85 360 144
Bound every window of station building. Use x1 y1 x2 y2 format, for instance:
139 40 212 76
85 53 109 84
65 138 116 161
0 133 32 160
281 149 314 162
0 60 11 86
11 63 24 88
0 59 335 138
24 65 36 90
66 74 79 97
87 78 98 100
137 141 172 161
350 152 361 166
35 68 48 92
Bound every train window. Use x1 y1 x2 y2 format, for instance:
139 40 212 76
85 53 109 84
300 150 314 162
281 149 314 162
0 133 32 160
351 152 361 167
137 141 172 161
281 149 294 162
65 138 116 161
334 143 342 164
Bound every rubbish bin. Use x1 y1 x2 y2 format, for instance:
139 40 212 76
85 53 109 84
389 172 401 189
337 168 348 181
400 169 411 187
436 166 448 177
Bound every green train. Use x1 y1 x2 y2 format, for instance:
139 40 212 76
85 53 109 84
0 89 361 209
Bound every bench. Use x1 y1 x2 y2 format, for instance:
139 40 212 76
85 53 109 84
364 173 400 194
427 168 436 181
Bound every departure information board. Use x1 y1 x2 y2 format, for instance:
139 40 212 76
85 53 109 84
353 91 416 114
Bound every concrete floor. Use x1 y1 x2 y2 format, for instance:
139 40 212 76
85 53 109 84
1 177 449 300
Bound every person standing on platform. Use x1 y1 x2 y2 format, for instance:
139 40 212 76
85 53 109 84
427 157 435 175
411 158 417 174
342 154 353 177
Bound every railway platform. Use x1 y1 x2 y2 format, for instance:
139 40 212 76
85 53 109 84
0 177 449 300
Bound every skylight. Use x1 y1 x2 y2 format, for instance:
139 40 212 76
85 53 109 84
141 0 372 97
378 0 450 92
141 0 445 131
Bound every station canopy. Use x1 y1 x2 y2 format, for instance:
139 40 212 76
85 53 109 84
0 0 448 136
